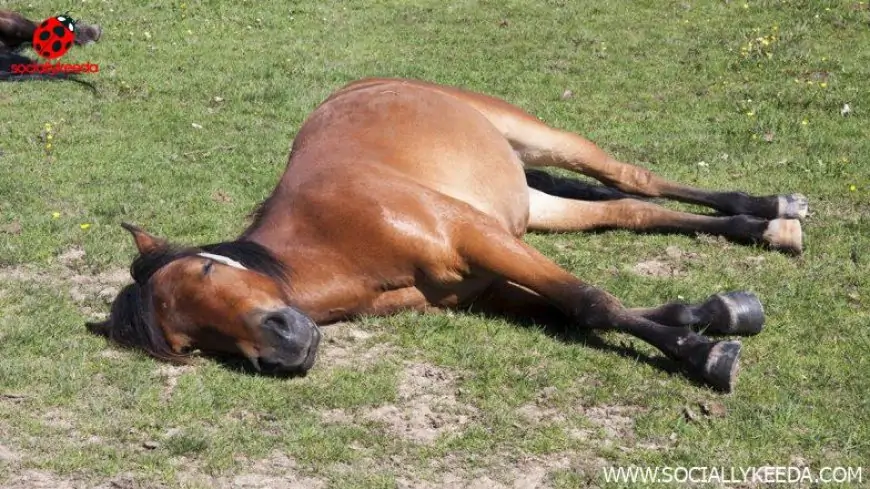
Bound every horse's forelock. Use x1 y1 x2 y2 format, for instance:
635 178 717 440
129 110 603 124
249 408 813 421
92 282 188 363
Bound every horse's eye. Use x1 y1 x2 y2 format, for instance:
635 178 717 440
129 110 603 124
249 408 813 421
202 260 214 276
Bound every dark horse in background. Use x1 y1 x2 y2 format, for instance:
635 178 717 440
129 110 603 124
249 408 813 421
0 9 101 88
88 78 808 392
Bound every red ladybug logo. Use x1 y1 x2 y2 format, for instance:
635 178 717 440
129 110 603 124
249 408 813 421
32 14 77 60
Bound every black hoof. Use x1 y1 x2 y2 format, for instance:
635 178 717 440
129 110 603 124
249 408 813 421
702 340 742 393
698 291 765 336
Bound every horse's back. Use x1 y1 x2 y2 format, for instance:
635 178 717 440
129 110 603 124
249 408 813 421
284 78 530 235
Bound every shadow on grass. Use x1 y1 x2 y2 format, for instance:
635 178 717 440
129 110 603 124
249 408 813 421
207 353 311 379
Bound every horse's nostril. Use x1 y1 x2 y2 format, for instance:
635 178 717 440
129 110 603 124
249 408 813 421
265 312 291 331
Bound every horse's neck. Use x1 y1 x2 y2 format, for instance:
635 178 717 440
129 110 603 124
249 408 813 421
241 216 370 322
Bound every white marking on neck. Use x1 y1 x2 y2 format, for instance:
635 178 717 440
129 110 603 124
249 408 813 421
197 253 247 270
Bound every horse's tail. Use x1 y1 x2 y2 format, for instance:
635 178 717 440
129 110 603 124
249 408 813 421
524 168 641 201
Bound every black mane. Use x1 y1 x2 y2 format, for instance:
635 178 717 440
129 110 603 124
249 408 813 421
87 239 289 360
129 239 289 285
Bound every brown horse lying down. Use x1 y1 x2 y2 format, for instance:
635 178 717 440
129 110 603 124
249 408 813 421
0 9 101 85
88 78 807 392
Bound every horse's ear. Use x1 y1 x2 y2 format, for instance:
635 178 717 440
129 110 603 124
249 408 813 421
121 222 166 255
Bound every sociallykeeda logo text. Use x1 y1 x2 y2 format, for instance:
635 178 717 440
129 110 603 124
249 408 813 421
10 62 99 75
10 12 99 76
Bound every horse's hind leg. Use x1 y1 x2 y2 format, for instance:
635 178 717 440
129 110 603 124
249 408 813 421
452 90 807 219
455 218 744 391
516 121 808 219
527 189 802 254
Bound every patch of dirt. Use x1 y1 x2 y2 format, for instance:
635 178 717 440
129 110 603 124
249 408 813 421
516 386 566 425
211 189 233 204
58 246 87 268
317 322 394 368
583 405 642 441
398 452 605 489
94 474 154 489
152 365 197 402
0 246 129 318
515 388 656 451
1 218 22 236
0 443 20 462
363 362 477 443
179 451 325 489
695 233 733 250
515 386 567 425
97 350 126 360
0 471 156 489
515 403 566 425
0 470 81 489
319 408 354 424
631 245 703 278
321 362 477 444
41 408 75 431
632 259 680 278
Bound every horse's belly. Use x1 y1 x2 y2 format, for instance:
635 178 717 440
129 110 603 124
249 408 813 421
417 152 529 236
297 81 531 236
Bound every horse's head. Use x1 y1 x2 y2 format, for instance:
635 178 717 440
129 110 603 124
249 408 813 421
87 223 320 375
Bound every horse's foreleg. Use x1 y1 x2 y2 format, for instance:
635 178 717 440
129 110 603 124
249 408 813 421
629 291 765 336
456 221 743 391
527 188 803 254
475 281 765 336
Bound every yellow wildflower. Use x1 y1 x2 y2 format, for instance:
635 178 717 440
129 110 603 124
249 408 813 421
52 212 61 219
80 223 91 230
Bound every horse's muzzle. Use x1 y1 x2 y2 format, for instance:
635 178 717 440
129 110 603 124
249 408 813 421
256 307 321 374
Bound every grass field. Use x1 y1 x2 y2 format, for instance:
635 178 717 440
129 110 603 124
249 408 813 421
1 0 869 487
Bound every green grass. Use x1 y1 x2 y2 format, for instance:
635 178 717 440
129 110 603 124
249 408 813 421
1 0 869 487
